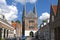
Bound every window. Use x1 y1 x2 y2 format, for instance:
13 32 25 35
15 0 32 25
29 20 34 23
52 15 54 22
29 26 34 29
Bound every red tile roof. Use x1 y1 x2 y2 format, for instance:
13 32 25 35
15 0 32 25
52 5 57 15
11 22 22 29
12 22 16 29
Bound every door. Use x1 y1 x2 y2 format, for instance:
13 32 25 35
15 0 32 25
55 27 60 40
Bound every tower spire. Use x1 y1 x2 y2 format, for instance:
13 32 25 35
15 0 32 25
22 0 26 39
22 0 26 17
50 5 55 22
33 4 37 17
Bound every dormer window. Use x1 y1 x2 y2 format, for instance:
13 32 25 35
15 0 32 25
29 26 35 29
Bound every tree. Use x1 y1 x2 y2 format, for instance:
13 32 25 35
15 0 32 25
42 20 46 23
11 20 14 23
15 20 20 23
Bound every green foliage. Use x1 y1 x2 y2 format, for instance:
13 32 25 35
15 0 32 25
42 20 46 23
11 20 14 23
1 38 5 40
0 38 5 40
11 20 21 23
15 20 20 23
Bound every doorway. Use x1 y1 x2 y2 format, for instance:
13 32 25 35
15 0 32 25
29 31 34 37
55 27 60 40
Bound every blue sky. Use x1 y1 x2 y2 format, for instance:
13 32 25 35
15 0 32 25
0 0 58 26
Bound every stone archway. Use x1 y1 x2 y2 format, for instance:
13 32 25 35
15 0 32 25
29 31 34 37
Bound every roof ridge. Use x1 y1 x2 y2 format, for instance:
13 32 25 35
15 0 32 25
52 5 57 16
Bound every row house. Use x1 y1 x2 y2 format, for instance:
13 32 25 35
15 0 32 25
35 18 50 40
11 21 22 37
35 0 60 40
49 0 60 40
40 18 50 40
44 0 60 40
39 5 57 40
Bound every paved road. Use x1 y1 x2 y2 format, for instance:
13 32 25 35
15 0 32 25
26 37 32 40
26 37 38 40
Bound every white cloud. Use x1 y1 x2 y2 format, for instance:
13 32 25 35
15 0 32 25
15 0 37 4
39 12 50 20
0 0 6 5
28 0 37 3
0 5 18 21
0 0 18 23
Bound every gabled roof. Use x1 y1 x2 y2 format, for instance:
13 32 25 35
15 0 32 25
26 11 37 18
52 5 57 15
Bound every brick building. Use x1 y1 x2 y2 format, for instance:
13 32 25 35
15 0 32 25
49 0 60 40
11 21 22 37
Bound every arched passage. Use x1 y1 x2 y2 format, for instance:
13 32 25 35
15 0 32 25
29 31 34 37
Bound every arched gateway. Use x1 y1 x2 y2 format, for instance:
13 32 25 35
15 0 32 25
29 31 34 37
